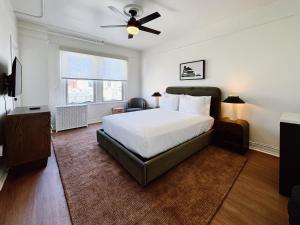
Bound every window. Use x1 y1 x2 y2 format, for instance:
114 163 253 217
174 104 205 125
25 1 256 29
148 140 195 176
103 80 123 102
67 79 95 104
60 50 128 104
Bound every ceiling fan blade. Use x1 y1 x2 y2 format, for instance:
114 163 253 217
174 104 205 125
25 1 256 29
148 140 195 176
138 12 161 25
139 26 161 35
100 25 127 28
108 6 129 22
128 34 133 39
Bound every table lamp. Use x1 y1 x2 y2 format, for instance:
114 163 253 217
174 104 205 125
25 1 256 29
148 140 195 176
223 95 245 120
152 92 161 108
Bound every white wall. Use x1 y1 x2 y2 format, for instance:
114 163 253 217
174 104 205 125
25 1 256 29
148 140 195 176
18 24 49 106
142 1 300 155
0 0 18 148
18 21 141 125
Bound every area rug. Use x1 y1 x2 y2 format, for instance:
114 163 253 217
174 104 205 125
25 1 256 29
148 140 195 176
52 125 247 225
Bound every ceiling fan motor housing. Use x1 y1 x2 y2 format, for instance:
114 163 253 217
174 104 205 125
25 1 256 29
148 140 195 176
128 18 139 27
129 9 137 17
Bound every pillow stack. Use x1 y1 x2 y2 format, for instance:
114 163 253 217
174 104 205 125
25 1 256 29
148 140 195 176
159 93 211 116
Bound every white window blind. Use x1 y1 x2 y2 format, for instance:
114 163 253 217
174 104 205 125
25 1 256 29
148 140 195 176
60 51 128 81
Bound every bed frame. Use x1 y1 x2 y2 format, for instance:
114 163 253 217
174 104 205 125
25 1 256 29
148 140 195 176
97 87 221 186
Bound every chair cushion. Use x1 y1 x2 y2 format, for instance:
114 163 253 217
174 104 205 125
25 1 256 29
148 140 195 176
127 108 142 112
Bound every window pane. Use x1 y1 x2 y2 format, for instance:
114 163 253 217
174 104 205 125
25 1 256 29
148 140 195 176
103 81 123 101
67 80 94 104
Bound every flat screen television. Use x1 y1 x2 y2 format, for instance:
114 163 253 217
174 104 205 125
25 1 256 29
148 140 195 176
8 57 22 97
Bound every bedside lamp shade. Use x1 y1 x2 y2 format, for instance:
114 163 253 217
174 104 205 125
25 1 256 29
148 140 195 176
223 96 245 120
152 92 161 108
152 92 162 97
223 96 245 104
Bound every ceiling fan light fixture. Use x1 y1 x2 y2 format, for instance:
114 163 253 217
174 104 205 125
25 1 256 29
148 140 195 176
103 6 161 39
127 26 139 35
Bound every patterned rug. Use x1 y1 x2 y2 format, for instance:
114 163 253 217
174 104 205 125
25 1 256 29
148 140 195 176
52 125 247 225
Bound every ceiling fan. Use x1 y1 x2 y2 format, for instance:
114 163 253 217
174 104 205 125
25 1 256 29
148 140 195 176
100 4 161 39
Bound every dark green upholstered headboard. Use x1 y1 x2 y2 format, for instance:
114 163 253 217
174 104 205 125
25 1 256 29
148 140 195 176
166 86 222 119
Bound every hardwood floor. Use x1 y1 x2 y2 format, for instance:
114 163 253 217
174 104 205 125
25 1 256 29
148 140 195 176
0 148 71 225
211 151 289 225
0 125 289 225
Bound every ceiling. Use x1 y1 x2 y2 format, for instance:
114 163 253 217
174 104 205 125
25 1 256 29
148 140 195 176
11 0 278 50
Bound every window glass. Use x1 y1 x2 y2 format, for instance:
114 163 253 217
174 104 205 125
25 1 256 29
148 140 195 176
67 79 94 104
102 81 123 102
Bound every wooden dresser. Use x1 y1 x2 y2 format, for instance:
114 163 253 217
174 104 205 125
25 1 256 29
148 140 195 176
5 106 51 170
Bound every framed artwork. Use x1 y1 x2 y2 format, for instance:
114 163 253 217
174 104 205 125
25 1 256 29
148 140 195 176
180 60 205 80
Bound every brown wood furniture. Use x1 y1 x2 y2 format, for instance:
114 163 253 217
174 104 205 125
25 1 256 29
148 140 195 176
5 106 51 170
112 106 125 114
213 117 249 154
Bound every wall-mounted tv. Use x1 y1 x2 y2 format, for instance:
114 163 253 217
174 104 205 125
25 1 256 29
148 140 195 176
7 57 22 97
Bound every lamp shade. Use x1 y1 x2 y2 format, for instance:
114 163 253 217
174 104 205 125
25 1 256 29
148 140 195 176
152 92 162 97
223 96 245 104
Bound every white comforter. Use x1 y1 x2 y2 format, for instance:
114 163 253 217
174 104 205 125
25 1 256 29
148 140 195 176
102 108 214 158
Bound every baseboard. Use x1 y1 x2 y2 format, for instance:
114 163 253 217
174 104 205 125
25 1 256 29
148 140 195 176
0 167 8 191
250 141 279 157
87 119 102 125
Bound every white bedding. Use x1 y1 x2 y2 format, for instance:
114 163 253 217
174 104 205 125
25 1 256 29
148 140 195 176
102 108 214 159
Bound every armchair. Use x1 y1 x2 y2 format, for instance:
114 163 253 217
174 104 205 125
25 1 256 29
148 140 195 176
126 98 147 112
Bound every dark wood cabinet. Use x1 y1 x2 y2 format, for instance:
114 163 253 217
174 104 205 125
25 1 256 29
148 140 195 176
5 106 51 170
280 113 300 196
213 118 249 154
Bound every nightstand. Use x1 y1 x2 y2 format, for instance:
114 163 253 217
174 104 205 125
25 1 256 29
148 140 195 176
213 118 249 154
112 106 125 114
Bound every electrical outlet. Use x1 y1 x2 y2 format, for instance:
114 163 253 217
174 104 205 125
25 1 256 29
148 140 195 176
0 145 3 157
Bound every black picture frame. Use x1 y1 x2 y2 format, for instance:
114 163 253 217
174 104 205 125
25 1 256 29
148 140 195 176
180 60 205 80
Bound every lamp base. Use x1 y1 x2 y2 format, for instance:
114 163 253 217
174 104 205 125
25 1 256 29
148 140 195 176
229 115 238 121
155 97 159 108
230 103 238 121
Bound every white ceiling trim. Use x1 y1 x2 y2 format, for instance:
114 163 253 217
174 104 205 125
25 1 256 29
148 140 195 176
14 0 45 18
17 20 142 54
18 20 105 45
13 0 44 18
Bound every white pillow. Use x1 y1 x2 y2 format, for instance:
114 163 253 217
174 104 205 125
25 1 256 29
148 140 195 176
203 96 211 116
179 95 211 116
160 93 180 111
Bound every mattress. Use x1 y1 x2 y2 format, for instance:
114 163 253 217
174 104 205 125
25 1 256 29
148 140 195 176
102 108 214 159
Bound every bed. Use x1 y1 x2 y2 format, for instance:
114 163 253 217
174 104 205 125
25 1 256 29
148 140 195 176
97 86 221 186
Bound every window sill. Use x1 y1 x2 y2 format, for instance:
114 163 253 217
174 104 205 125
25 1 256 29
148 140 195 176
89 101 127 105
66 101 127 106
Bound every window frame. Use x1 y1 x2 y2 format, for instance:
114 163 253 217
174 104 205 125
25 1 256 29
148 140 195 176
61 50 128 105
65 79 96 105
